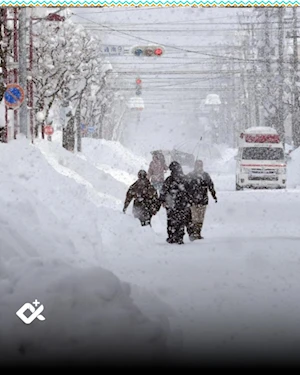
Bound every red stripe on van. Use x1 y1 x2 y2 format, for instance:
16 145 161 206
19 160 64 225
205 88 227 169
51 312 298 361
241 164 286 167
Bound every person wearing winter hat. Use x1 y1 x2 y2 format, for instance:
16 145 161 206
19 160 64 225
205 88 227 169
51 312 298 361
148 151 168 193
186 159 217 240
159 161 191 244
123 170 161 227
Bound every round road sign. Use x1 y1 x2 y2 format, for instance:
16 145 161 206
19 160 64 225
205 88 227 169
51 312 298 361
4 84 25 108
44 125 54 136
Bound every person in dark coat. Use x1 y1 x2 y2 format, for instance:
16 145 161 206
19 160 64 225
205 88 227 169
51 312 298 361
0 126 6 143
62 112 75 152
123 170 161 227
159 161 191 244
186 159 217 241
148 151 168 193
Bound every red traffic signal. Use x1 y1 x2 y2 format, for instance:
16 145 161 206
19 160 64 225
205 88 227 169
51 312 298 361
136 78 142 85
154 48 163 56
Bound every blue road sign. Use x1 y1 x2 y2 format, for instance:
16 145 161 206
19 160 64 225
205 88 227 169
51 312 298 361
4 84 25 108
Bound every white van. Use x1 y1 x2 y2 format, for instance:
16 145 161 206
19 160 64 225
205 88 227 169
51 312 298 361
235 127 287 190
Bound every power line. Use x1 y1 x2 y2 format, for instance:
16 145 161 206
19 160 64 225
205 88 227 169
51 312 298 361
81 26 300 32
71 8 242 16
72 13 298 65
77 20 300 26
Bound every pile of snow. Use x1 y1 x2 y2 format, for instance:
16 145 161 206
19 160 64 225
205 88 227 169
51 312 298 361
287 146 300 188
0 260 168 364
205 144 237 175
0 138 180 364
81 137 148 175
36 137 129 204
50 131 149 184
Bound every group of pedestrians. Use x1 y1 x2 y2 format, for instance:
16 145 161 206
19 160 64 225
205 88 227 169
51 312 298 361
123 151 217 245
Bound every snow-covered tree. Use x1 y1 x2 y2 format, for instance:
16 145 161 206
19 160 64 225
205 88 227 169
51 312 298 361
0 8 14 104
32 13 128 150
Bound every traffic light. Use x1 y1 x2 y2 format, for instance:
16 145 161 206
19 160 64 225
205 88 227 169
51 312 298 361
132 45 165 57
136 77 142 96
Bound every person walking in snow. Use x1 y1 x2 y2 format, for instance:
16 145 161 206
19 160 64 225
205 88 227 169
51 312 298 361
0 126 5 143
186 159 217 241
123 170 161 227
148 151 168 193
159 161 191 245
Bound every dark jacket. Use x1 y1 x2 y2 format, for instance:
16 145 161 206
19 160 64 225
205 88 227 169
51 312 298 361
160 166 190 211
124 178 160 221
186 171 216 206
148 154 168 184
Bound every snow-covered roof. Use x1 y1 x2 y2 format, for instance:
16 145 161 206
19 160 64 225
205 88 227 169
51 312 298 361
244 126 278 135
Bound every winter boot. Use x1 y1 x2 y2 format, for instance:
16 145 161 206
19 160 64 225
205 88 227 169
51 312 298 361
141 219 151 227
198 223 204 239
177 239 184 245
167 238 176 244
192 223 203 240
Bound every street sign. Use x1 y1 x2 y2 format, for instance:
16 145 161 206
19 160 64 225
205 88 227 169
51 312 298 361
4 83 25 108
44 125 54 136
100 45 124 56
87 126 95 132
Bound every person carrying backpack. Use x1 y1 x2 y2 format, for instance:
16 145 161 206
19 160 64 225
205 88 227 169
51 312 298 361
186 159 217 241
123 170 161 227
148 151 168 193
160 161 191 244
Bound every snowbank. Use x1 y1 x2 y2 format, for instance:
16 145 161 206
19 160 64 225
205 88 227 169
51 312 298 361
82 136 148 174
47 131 149 187
80 137 149 184
0 259 168 364
36 138 128 203
287 146 300 188
0 138 180 364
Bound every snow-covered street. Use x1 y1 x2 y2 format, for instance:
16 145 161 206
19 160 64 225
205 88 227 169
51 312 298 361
2 5 300 368
1 135 300 366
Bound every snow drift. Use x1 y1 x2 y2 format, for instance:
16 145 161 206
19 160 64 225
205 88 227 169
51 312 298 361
287 146 300 188
0 138 179 365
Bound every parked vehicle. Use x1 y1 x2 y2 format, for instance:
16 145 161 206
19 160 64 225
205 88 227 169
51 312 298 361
151 149 195 168
235 126 287 190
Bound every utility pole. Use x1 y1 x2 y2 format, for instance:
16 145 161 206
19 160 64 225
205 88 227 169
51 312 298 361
241 36 250 129
286 8 300 148
76 95 82 152
18 7 28 137
277 7 285 145
251 23 260 127
292 7 300 148
264 8 272 128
